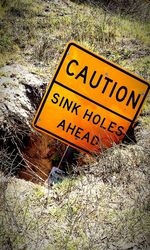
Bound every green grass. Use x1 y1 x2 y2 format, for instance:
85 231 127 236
0 0 149 67
0 1 150 249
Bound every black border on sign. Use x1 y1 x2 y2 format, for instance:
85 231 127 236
33 42 150 154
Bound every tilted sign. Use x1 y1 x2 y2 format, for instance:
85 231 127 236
33 42 149 154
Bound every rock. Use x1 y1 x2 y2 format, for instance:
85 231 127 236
0 64 43 126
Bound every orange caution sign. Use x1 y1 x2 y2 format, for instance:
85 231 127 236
33 42 149 154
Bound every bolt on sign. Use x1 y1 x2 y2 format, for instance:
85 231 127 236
33 42 149 154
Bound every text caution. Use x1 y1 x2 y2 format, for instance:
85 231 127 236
33 42 149 154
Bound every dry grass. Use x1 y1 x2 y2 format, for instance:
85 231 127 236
0 126 150 249
0 0 150 249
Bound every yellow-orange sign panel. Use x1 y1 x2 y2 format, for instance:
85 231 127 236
33 42 149 154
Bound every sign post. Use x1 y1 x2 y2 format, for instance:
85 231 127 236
33 42 149 154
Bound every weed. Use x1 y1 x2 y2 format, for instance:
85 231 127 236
0 34 13 53
0 0 150 249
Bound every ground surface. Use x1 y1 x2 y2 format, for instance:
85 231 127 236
0 0 150 249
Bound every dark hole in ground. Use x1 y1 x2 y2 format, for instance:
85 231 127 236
0 113 82 184
0 113 139 185
0 114 30 176
18 133 81 184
